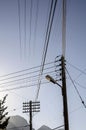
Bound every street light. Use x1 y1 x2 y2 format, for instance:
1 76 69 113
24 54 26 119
45 75 62 88
45 73 69 130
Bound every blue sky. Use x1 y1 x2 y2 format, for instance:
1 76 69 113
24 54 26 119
0 0 86 130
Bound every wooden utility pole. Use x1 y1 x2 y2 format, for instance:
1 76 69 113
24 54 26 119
62 0 69 128
61 56 69 130
23 100 40 130
45 55 69 130
29 101 32 130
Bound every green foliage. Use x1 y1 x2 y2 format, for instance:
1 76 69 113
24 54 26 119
0 95 10 129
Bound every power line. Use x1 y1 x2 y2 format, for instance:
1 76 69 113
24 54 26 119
0 73 57 91
17 0 22 60
69 105 83 115
0 70 55 87
67 61 86 76
0 65 55 82
33 0 39 51
35 0 58 100
0 61 54 78
28 0 33 58
74 69 86 81
66 68 86 108
74 81 86 90
50 0 62 44
24 0 26 57
0 62 56 91
66 61 86 90
0 81 49 93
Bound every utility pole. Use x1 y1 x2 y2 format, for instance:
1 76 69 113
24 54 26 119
29 101 32 130
61 56 69 130
62 0 69 128
23 100 40 130
45 56 69 130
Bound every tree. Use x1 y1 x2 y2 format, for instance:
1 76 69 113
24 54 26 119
0 94 10 129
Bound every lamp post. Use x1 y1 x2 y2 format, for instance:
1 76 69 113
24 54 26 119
46 75 62 88
45 62 69 130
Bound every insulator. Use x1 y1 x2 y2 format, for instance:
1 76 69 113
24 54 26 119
32 101 40 104
32 103 40 106
59 68 62 71
59 73 61 76
56 78 62 81
58 63 62 66
23 105 29 108
23 111 29 113
33 106 40 109
55 69 61 73
23 102 29 105
23 108 29 110
55 55 61 62
59 58 62 61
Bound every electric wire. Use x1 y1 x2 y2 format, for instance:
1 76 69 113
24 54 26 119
0 63 56 88
74 81 86 90
33 0 39 51
50 0 62 44
0 61 56 92
36 0 54 93
66 68 86 108
24 0 26 57
75 69 86 80
17 0 22 59
0 70 55 87
0 75 55 91
35 0 58 100
28 0 33 57
0 61 54 78
42 0 51 44
35 0 56 99
69 105 83 115
0 81 49 93
66 61 86 90
41 0 54 64
0 65 55 82
67 61 86 76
